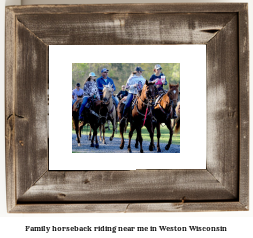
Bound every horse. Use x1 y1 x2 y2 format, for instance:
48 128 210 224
98 83 117 144
171 101 180 133
153 83 180 152
72 98 109 148
117 80 156 153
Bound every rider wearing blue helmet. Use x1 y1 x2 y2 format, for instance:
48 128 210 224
78 72 100 121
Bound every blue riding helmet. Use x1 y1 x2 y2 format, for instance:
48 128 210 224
89 72 97 77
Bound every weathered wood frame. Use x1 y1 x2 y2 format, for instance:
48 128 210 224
5 4 249 213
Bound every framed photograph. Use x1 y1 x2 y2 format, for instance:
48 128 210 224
5 3 249 212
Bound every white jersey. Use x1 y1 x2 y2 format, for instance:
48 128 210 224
126 75 146 94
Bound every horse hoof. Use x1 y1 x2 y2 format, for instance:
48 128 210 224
110 137 113 141
128 149 132 153
165 144 170 150
140 149 144 153
157 148 161 153
90 143 94 147
95 143 99 148
102 140 106 144
120 144 124 149
135 143 138 148
78 143 81 147
149 145 154 151
88 137 91 141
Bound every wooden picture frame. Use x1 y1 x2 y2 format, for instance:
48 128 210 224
5 3 249 213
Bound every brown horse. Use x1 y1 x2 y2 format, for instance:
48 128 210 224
153 83 180 152
72 99 108 148
171 101 180 133
99 84 117 144
117 81 156 153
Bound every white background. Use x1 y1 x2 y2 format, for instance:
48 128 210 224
1 0 252 237
49 45 206 170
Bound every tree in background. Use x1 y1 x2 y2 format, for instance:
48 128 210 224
72 63 180 93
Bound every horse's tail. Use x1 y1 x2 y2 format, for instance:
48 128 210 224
175 118 180 133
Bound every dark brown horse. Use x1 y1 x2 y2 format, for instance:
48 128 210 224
72 99 108 148
153 83 180 152
117 81 156 153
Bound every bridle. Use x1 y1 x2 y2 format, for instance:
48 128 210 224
135 86 155 117
102 87 114 117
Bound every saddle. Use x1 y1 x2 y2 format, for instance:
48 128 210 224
131 95 137 110
72 97 83 112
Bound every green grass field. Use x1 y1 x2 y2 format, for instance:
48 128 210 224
73 123 180 145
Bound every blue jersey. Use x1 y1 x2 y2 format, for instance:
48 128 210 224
96 76 116 96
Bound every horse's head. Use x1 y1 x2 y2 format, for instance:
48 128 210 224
167 83 179 107
95 100 108 125
102 83 113 103
142 80 156 106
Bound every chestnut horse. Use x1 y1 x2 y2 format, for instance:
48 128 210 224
117 81 156 153
72 99 108 148
99 83 117 144
171 101 180 133
153 83 179 152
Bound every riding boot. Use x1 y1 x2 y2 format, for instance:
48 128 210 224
122 105 127 119
172 105 177 119
78 103 85 121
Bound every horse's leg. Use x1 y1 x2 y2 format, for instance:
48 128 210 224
135 136 138 148
165 119 173 150
110 113 116 141
156 123 161 152
145 119 155 152
94 126 99 148
74 113 81 146
127 123 135 153
102 124 106 144
90 125 95 147
107 120 111 131
88 126 91 140
119 118 125 149
136 125 143 153
99 124 102 141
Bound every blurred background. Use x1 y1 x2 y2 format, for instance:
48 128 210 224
72 63 180 92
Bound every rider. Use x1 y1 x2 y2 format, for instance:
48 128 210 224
96 68 119 108
117 85 128 100
149 64 177 119
72 83 84 106
122 66 146 118
78 72 100 121
149 64 167 92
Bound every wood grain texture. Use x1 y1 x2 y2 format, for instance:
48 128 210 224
5 3 249 213
5 7 17 212
7 3 246 14
10 202 247 213
18 170 236 202
16 13 235 45
238 4 249 208
15 20 48 200
206 16 239 198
